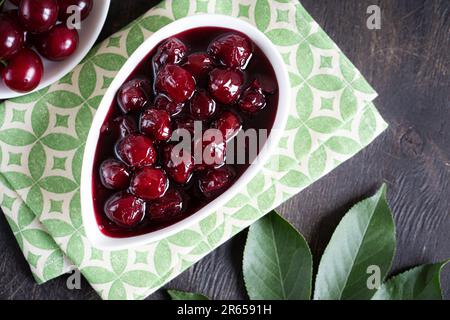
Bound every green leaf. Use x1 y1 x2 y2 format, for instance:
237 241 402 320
45 91 84 108
140 15 173 32
243 211 313 300
78 61 96 99
168 290 209 300
0 129 36 146
255 0 270 32
126 25 144 56
314 184 396 300
41 133 80 151
372 261 449 300
92 54 126 71
39 176 78 193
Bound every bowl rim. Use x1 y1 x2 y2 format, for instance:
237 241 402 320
0 0 111 99
81 14 291 250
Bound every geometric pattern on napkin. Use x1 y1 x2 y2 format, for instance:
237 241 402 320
0 0 387 299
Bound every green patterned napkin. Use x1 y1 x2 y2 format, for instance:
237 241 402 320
0 0 386 299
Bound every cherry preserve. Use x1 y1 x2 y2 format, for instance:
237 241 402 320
92 27 279 237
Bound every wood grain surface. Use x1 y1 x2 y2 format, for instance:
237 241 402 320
0 0 449 300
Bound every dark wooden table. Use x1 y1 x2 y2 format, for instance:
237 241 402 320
1 0 449 300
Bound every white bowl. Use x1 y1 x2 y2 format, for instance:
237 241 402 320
0 0 111 99
81 14 291 250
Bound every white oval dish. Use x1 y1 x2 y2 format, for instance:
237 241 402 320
0 0 111 99
81 14 291 250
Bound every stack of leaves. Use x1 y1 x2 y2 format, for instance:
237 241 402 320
169 185 449 300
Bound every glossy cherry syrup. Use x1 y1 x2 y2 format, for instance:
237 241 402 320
92 27 279 238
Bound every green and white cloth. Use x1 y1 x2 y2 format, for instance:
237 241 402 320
0 0 387 299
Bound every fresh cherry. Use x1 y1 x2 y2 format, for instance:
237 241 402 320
140 108 172 141
208 33 252 69
147 188 184 222
58 0 93 22
99 159 130 190
100 116 137 140
208 68 243 104
117 78 152 114
211 111 242 141
115 134 156 168
194 129 226 170
162 144 195 185
154 94 184 116
198 166 235 197
18 0 59 34
189 90 216 120
104 192 146 228
183 52 213 80
173 117 196 136
33 24 79 61
156 64 195 103
153 37 187 70
238 80 267 113
0 13 24 60
2 48 43 93
130 167 169 201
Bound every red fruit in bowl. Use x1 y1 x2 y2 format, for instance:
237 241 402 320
155 64 195 103
173 117 196 136
208 33 252 69
162 144 195 185
0 13 24 60
58 0 93 22
147 188 184 222
2 48 43 93
130 167 169 201
19 0 59 34
154 94 184 116
34 24 79 61
211 111 242 141
183 52 213 80
208 68 243 104
194 129 226 170
140 108 172 141
153 37 187 70
104 192 145 228
115 134 156 168
238 80 267 113
198 166 235 198
189 90 216 120
117 78 152 114
101 116 137 140
99 159 130 190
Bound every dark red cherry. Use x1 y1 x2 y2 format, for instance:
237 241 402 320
130 167 169 201
147 188 184 222
8 0 21 5
117 78 152 114
173 117 196 136
183 52 213 80
0 13 24 60
208 33 252 69
155 64 195 103
140 108 172 141
100 116 137 140
238 80 267 113
104 192 145 228
153 37 187 70
194 129 226 170
19 0 59 34
211 111 242 141
154 94 184 116
162 144 194 185
189 90 216 120
58 0 93 22
34 24 79 61
2 48 43 93
198 166 235 198
115 134 156 168
99 159 130 190
208 68 243 104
